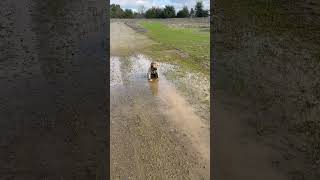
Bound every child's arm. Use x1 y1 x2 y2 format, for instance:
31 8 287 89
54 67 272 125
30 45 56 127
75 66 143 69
147 67 151 80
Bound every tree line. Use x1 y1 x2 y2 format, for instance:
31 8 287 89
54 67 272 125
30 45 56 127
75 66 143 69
110 1 209 19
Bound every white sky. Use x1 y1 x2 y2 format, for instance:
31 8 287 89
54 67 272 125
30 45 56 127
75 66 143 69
110 0 210 12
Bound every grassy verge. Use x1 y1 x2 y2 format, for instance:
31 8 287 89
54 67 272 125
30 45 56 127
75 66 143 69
139 21 210 75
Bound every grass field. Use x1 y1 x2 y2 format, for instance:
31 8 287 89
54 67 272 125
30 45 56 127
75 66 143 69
139 20 210 75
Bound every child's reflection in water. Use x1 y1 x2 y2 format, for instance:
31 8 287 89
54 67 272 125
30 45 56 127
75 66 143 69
148 80 159 96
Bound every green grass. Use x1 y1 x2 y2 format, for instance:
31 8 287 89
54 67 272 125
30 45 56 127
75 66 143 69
140 21 210 75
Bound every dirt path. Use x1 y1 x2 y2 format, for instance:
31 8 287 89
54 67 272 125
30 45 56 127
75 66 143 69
110 21 210 179
110 20 154 56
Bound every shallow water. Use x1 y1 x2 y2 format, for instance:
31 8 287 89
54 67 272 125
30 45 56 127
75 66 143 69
110 54 210 179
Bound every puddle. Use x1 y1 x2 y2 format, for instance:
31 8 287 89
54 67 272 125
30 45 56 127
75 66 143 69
111 54 210 162
110 57 123 87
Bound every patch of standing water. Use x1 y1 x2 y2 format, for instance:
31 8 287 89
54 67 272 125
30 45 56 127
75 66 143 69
110 54 177 93
110 56 123 87
111 53 210 168
127 54 177 77
131 54 210 161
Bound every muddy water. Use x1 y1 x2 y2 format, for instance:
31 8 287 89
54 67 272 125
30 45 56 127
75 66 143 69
111 54 209 179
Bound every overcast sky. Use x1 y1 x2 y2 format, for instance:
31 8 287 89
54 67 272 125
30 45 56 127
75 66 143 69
110 0 210 12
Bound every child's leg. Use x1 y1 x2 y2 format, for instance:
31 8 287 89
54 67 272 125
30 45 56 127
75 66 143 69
147 72 151 80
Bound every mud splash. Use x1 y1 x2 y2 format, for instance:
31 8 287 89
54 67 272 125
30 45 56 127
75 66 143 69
110 54 210 179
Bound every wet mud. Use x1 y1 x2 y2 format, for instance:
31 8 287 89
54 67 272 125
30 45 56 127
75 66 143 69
1 0 107 179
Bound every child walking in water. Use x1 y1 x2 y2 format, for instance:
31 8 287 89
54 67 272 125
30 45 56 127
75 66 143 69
147 62 159 81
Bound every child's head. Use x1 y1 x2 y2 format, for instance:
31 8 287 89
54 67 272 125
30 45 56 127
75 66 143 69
151 62 159 69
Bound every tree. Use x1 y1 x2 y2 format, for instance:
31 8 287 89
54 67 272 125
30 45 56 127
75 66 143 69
177 6 189 18
124 9 134 18
138 5 145 14
136 5 146 18
145 7 164 18
133 12 139 18
163 5 176 18
110 4 136 19
110 4 125 18
190 8 195 17
202 9 209 17
194 1 209 17
195 1 204 17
